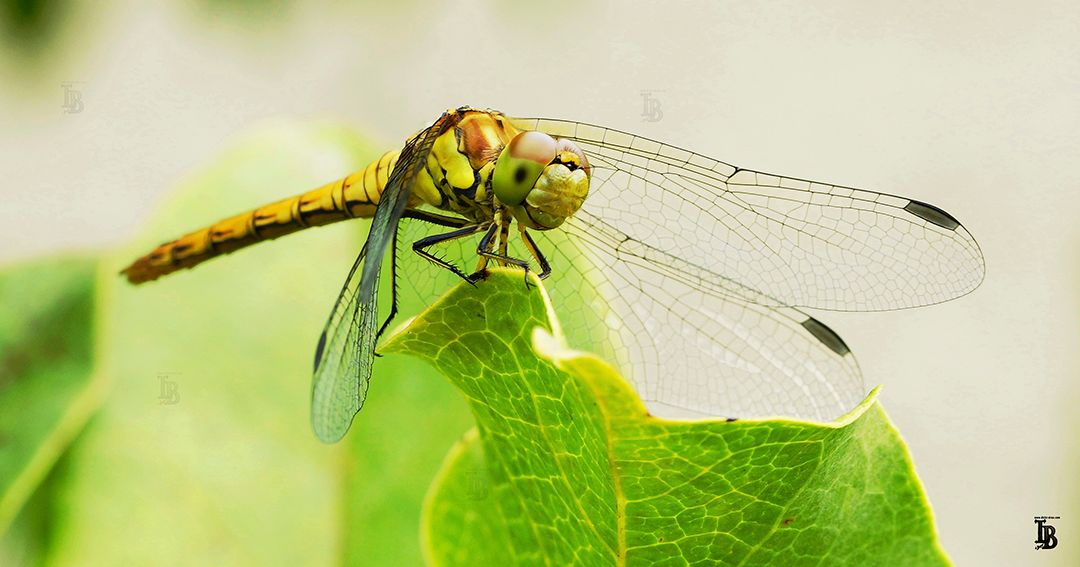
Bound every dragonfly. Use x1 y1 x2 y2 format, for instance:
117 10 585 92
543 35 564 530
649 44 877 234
123 106 985 443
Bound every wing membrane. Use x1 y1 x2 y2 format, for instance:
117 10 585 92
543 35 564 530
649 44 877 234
310 113 454 443
512 115 984 420
512 116 985 311
536 213 863 421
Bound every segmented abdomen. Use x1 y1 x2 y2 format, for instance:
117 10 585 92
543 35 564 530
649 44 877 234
123 151 399 284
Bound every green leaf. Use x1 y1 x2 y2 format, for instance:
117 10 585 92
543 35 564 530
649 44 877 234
386 270 951 566
0 255 103 539
38 123 471 566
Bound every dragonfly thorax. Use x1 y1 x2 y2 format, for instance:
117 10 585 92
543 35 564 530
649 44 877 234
492 131 590 230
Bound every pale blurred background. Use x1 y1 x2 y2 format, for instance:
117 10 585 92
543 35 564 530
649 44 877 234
1 0 1077 565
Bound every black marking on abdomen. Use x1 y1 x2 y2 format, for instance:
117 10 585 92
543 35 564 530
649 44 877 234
903 200 961 230
800 317 851 357
344 197 373 210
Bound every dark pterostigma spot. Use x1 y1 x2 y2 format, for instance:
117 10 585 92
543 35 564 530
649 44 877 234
801 317 851 357
904 199 961 230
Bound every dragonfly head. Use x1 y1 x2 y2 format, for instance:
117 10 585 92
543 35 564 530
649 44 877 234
492 131 590 230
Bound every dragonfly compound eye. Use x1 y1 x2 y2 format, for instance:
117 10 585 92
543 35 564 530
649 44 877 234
493 131 557 206
507 138 591 231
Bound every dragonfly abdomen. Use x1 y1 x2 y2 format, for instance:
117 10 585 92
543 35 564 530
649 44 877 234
123 150 400 284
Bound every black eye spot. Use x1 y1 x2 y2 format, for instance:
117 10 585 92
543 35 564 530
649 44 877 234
514 166 527 184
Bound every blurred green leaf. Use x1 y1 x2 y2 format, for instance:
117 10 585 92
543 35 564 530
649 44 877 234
39 122 470 566
0 255 101 538
386 270 951 566
0 0 73 57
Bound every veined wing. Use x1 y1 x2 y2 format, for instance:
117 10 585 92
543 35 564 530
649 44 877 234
548 210 863 420
512 117 985 312
513 116 983 419
310 112 456 443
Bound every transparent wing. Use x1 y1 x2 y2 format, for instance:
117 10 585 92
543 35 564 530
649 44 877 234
310 112 454 443
512 117 985 311
544 211 863 420
509 116 984 420
310 243 369 442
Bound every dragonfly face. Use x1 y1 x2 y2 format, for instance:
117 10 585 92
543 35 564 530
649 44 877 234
492 130 591 230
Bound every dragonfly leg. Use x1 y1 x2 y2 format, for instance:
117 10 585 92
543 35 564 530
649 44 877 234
519 227 552 280
475 221 534 288
473 221 497 276
412 224 486 285
373 229 403 349
376 210 473 344
403 209 470 228
467 223 500 284
497 222 511 267
405 208 487 282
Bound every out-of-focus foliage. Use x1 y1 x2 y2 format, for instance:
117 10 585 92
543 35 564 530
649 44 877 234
0 256 101 567
0 0 74 57
388 270 951 566
0 124 473 566
0 0 288 73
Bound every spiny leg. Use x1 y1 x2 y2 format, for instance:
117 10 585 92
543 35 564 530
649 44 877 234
497 221 511 268
405 208 476 281
381 214 484 347
472 209 507 277
475 219 534 288
467 223 502 284
403 209 470 229
373 227 404 351
374 209 472 344
519 227 552 280
473 220 497 276
412 223 486 284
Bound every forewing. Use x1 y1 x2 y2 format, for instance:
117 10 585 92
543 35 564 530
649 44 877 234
511 115 984 419
310 113 453 443
512 117 985 312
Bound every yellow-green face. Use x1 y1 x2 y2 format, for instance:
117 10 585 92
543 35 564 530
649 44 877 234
492 131 591 230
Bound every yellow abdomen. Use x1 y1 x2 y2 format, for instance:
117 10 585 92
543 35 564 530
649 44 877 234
123 150 399 284
123 108 519 284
